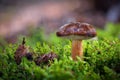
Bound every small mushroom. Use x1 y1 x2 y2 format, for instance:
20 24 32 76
56 22 97 60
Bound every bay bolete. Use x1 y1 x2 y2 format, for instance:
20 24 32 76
56 22 97 60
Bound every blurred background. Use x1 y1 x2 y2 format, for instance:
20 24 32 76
0 0 120 43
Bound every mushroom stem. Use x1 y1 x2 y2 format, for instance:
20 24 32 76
72 40 83 60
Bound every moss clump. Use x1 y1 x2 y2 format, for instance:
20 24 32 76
0 23 120 80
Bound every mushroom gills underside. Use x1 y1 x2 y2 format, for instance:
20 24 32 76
60 35 95 40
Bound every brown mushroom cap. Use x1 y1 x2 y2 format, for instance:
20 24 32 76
56 22 97 40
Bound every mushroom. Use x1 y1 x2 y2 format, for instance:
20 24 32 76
56 22 97 60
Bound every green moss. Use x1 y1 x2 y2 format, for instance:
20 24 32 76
0 23 120 80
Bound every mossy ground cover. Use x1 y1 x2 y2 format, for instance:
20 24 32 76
0 23 120 80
